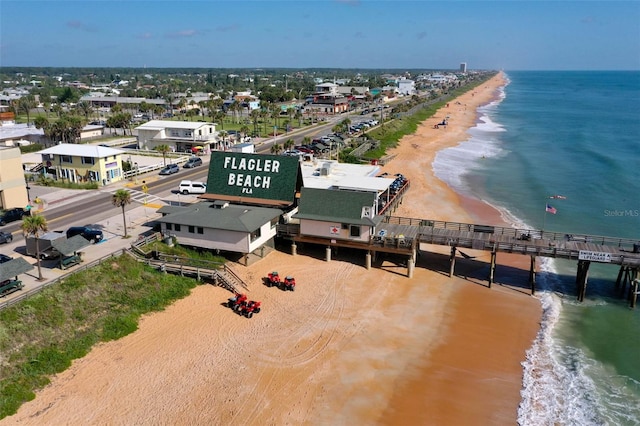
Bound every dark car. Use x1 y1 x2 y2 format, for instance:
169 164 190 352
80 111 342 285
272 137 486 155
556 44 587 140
0 254 12 264
0 208 29 226
66 226 104 243
183 157 203 168
159 164 179 175
0 231 13 244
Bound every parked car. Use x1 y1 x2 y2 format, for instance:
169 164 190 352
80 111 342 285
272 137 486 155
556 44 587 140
0 230 13 244
183 157 203 168
0 208 29 226
66 226 104 243
159 164 179 175
178 180 207 195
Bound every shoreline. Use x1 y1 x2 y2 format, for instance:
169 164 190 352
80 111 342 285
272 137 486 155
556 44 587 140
379 72 542 423
2 73 543 425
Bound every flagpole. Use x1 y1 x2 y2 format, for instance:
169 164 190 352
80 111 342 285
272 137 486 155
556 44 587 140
542 195 566 234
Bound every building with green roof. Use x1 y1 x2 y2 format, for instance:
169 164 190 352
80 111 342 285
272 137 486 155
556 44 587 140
293 187 382 243
157 202 282 257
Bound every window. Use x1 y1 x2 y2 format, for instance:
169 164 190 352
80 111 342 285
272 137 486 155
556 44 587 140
184 131 192 137
81 157 95 165
250 228 261 242
166 223 172 231
197 227 204 234
174 224 181 232
350 225 361 237
188 225 195 233
270 218 278 229
60 155 72 164
341 223 349 230
89 170 100 182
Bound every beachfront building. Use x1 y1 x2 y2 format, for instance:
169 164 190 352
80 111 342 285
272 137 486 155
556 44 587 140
157 151 302 263
156 202 282 260
299 159 395 216
293 187 381 243
135 120 217 153
0 146 29 209
37 144 126 186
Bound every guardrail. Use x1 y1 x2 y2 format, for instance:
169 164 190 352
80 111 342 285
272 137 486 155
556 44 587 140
383 216 640 250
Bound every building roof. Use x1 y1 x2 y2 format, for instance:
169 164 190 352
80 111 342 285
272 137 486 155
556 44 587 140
0 123 44 141
38 144 124 158
294 187 380 226
135 120 213 131
157 202 282 233
299 160 383 190
53 235 91 257
0 257 34 282
334 176 395 192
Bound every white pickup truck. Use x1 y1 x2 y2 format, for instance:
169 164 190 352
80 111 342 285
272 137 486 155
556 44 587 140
178 180 207 195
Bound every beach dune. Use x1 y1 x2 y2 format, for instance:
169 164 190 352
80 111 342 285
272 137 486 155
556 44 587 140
2 73 542 425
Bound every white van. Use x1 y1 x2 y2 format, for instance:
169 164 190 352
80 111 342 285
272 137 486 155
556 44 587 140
178 180 206 195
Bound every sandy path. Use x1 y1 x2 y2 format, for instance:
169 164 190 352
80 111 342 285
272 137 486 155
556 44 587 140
3 73 542 425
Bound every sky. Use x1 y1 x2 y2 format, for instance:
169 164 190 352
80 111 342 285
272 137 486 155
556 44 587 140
1 0 639 71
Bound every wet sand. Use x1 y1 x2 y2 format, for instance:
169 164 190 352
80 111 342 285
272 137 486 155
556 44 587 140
2 73 542 425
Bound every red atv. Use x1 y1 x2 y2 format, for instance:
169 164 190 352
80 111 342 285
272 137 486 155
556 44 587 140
266 271 281 287
238 300 261 318
282 276 296 291
227 293 248 312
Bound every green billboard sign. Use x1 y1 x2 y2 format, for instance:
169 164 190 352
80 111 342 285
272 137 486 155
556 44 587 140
206 152 300 203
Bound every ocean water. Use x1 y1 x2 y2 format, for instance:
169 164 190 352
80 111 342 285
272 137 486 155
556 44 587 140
434 71 640 425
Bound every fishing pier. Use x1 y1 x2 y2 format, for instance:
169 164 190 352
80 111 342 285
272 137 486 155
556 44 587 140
282 216 640 307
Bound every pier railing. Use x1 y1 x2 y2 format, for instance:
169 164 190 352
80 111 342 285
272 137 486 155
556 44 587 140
383 216 640 251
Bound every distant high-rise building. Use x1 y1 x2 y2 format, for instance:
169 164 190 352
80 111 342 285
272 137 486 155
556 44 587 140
460 62 467 73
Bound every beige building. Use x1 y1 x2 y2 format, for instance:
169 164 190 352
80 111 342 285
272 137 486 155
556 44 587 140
0 146 29 209
38 144 125 187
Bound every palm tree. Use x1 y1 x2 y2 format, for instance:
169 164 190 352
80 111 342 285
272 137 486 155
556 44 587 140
18 96 36 126
21 214 48 281
75 101 93 121
270 143 283 155
155 144 171 166
218 130 228 150
284 138 295 151
112 189 132 238
294 109 303 128
239 125 250 141
250 109 261 136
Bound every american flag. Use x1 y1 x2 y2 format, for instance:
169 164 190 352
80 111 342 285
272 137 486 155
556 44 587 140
546 204 557 214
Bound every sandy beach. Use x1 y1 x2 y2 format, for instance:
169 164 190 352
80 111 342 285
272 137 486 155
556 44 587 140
2 73 542 425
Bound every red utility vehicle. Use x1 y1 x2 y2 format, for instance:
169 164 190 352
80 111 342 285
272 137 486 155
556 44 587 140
282 276 296 291
238 300 261 318
266 271 281 287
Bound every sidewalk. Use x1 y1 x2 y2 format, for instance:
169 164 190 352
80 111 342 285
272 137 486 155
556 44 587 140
1 177 166 307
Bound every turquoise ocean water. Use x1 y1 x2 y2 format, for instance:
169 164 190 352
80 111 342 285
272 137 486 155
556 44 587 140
433 71 640 425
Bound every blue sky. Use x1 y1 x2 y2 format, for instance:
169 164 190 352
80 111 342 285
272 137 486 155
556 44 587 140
1 1 639 70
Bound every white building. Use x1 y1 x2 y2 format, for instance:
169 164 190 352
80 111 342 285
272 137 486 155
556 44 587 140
135 120 217 153
397 79 416 96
